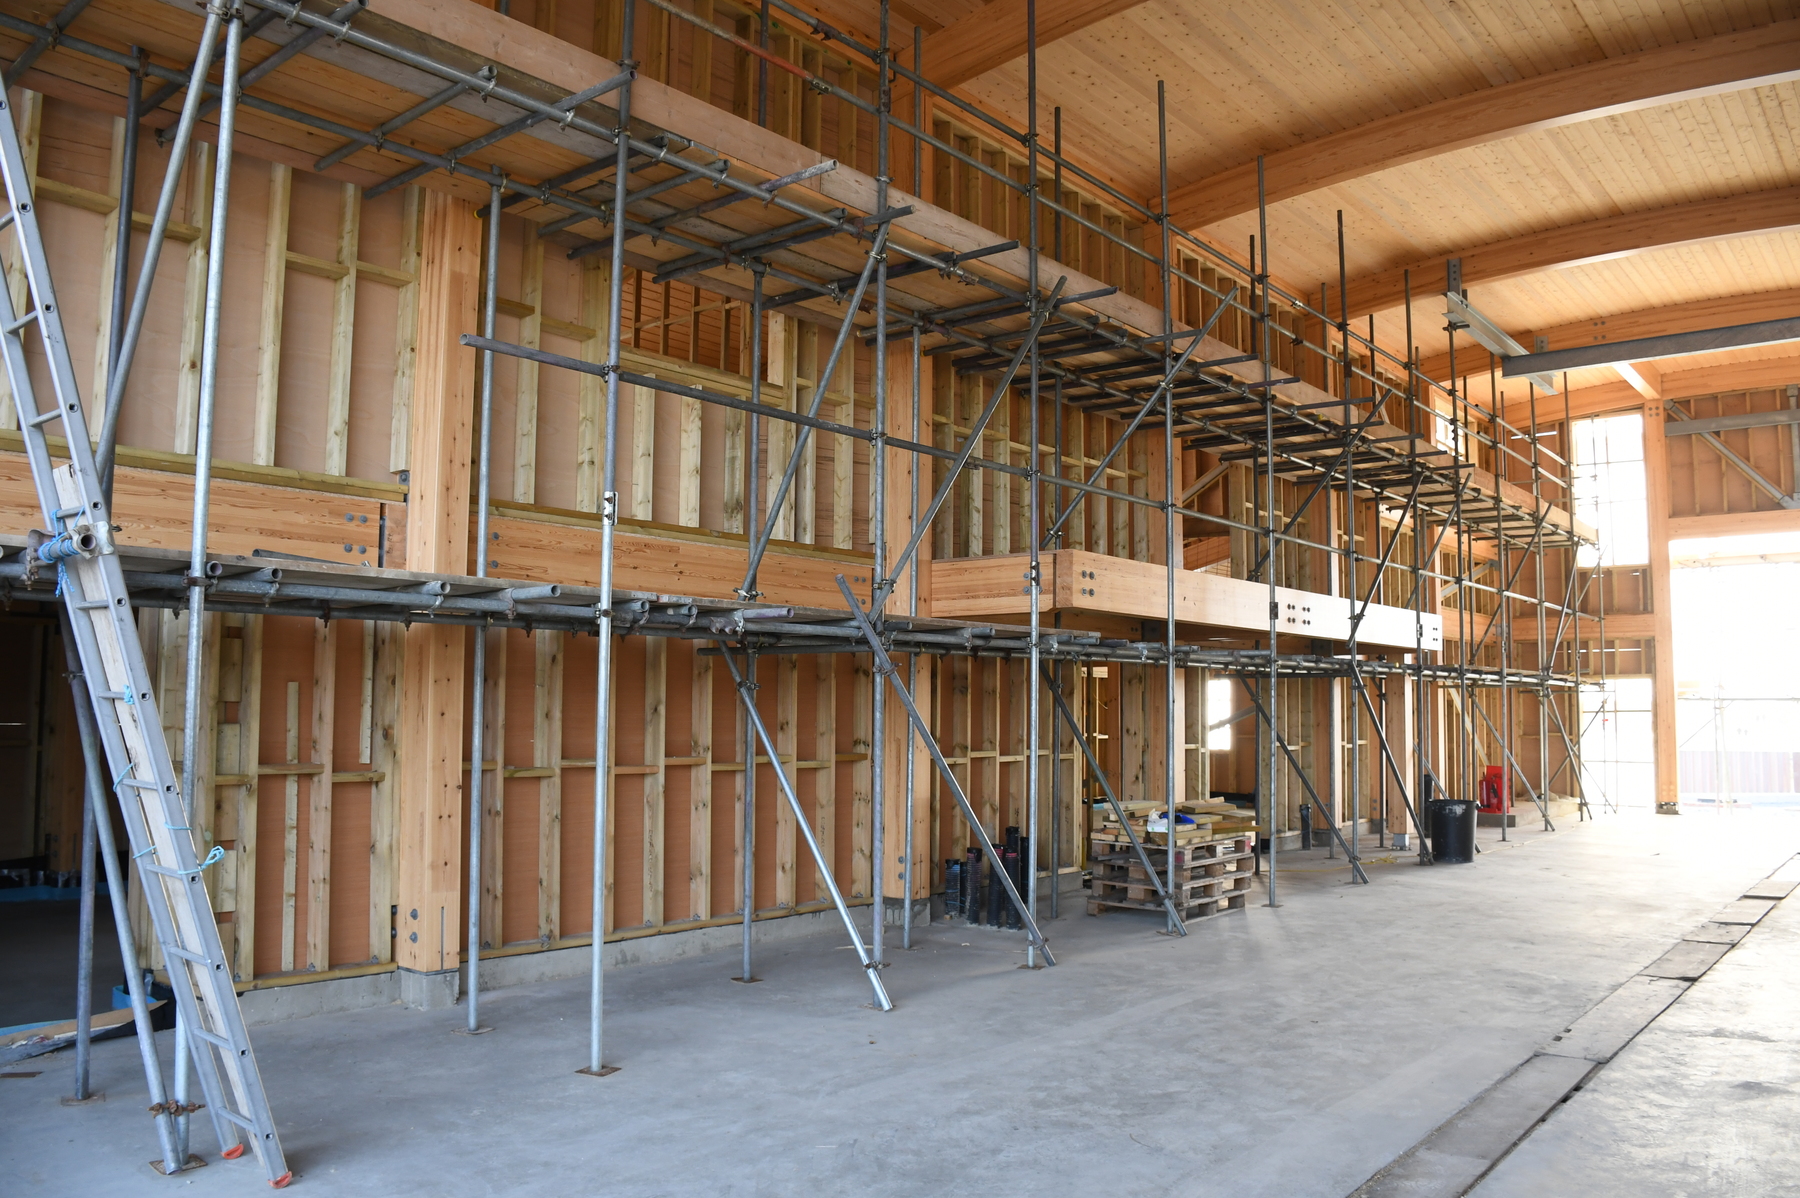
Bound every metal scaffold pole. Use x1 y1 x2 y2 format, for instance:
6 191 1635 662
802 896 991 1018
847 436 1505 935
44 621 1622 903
869 0 891 970
735 269 763 987
899 21 923 954
94 14 224 496
1158 80 1179 931
1258 157 1280 908
174 0 243 1160
462 171 502 1037
583 0 634 1081
1025 0 1043 967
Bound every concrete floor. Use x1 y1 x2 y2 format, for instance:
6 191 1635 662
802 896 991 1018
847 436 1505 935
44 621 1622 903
1474 847 1800 1198
3 808 1795 1197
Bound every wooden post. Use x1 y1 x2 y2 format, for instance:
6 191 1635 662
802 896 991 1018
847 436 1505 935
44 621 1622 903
173 143 213 456
774 653 797 908
394 191 478 998
479 628 506 949
369 620 402 963
90 116 125 402
630 379 656 521
1642 400 1679 813
812 655 836 901
881 343 929 902
641 638 667 926
677 385 703 527
513 235 545 503
233 616 264 980
281 680 300 973
766 315 797 541
306 620 337 972
535 631 563 943
388 186 423 475
851 654 872 898
576 260 608 512
688 643 712 920
323 182 362 476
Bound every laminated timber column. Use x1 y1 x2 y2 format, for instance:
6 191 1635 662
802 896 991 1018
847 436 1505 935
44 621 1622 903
881 345 932 919
395 191 479 1006
1642 400 1680 814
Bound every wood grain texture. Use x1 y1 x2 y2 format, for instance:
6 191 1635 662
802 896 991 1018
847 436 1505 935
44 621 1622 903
1348 186 1800 316
1168 19 1800 230
394 190 478 975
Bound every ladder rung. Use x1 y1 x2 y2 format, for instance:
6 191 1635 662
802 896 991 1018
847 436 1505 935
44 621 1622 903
140 862 210 881
54 504 83 518
94 688 129 698
25 405 61 428
5 307 39 334
218 1108 259 1132
116 776 158 789
162 943 213 966
0 209 14 231
188 1025 235 1052
75 600 112 611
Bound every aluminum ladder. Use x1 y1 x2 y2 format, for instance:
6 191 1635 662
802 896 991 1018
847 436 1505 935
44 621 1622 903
0 92 291 1187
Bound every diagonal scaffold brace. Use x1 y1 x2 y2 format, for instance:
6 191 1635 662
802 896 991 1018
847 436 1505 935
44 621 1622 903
1041 665 1188 933
834 575 1058 965
717 644 894 1010
1234 676 1370 883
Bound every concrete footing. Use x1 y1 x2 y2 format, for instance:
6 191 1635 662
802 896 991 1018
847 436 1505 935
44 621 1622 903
398 967 459 1011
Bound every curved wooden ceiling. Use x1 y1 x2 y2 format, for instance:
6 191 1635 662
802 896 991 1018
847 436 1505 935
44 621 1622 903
938 0 1800 403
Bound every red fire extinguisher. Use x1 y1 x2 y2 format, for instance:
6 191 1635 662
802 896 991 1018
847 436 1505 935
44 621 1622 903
1478 766 1506 812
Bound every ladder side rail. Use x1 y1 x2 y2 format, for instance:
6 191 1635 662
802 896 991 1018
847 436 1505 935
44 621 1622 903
53 541 240 1159
0 99 109 515
0 86 289 1181
50 493 246 1136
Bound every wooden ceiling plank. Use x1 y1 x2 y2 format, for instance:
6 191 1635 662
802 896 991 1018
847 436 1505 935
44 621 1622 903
1165 17 1800 231
911 0 1151 94
1345 183 1800 317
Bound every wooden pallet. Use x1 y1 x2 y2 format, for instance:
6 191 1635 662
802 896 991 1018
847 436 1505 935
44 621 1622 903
1090 831 1256 857
1086 891 1250 921
1088 871 1253 905
1086 832 1254 922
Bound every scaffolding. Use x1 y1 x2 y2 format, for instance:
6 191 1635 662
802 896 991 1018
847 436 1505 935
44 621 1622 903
1 0 1598 1117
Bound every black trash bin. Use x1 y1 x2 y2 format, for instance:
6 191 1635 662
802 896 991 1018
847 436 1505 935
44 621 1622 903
1427 798 1476 864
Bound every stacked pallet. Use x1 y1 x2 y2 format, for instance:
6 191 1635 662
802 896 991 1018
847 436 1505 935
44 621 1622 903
1088 799 1256 920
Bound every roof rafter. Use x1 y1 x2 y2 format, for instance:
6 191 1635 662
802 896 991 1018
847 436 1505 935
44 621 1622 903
1344 187 1800 318
1164 17 1800 231
915 0 1152 92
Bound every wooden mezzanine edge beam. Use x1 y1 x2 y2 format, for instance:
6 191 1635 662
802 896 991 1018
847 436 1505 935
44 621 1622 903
0 448 873 609
930 549 1445 653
